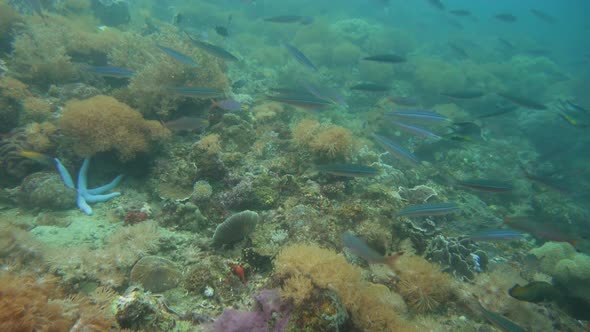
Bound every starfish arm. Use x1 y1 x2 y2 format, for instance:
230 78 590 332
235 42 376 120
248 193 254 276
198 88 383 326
54 158 75 189
83 191 121 203
87 175 124 195
77 194 93 215
77 157 91 191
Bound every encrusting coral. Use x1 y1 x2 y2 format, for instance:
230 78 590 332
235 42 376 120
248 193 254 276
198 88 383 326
59 95 170 161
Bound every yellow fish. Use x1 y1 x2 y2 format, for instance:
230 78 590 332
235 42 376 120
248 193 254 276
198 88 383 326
16 150 52 165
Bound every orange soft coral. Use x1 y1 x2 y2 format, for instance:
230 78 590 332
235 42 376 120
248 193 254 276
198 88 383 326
60 95 170 160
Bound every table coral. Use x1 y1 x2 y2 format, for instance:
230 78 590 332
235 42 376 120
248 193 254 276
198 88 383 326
59 95 170 161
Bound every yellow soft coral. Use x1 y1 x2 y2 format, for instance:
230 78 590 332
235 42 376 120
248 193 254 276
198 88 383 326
60 95 170 160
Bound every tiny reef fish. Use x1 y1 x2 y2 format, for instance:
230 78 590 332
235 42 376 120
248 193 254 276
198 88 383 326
456 179 513 192
350 83 390 92
264 15 314 25
85 65 135 78
163 116 208 132
300 80 347 107
362 54 406 63
390 121 441 140
426 0 445 11
16 150 52 165
440 91 485 100
530 9 557 23
185 33 239 62
395 202 459 217
342 233 402 267
317 164 379 177
372 133 420 165
495 13 518 23
166 86 224 98
266 93 334 109
449 9 472 17
210 99 242 112
503 215 577 247
508 281 561 303
385 110 449 122
477 302 527 332
283 43 318 71
468 229 525 242
157 45 198 67
496 92 547 110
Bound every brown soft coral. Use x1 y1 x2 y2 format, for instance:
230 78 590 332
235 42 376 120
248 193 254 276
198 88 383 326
0 272 72 332
275 243 417 331
292 119 353 159
60 95 170 160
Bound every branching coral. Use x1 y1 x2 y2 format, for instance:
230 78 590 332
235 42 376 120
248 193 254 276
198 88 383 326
274 243 417 331
60 95 170 160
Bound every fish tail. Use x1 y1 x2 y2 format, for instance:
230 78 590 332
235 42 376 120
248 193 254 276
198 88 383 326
384 252 404 269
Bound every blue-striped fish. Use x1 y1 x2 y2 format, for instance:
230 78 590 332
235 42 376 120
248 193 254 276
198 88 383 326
166 86 224 98
284 42 318 71
385 110 450 122
391 121 441 140
318 164 378 177
267 93 334 109
457 179 513 193
372 133 420 165
468 229 525 242
396 202 459 217
300 80 347 108
86 65 135 78
477 302 527 332
158 45 198 67
184 33 238 62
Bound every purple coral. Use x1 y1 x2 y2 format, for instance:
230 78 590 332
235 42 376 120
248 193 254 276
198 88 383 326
208 289 292 332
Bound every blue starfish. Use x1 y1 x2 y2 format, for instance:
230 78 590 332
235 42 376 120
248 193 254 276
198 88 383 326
54 157 123 215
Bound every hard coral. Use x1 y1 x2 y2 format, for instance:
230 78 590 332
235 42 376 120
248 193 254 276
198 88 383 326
60 95 170 161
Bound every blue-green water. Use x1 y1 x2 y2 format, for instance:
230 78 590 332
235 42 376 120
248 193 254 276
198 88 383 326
0 0 588 331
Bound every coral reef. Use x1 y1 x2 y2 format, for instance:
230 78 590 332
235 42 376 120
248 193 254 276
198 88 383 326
59 95 170 160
